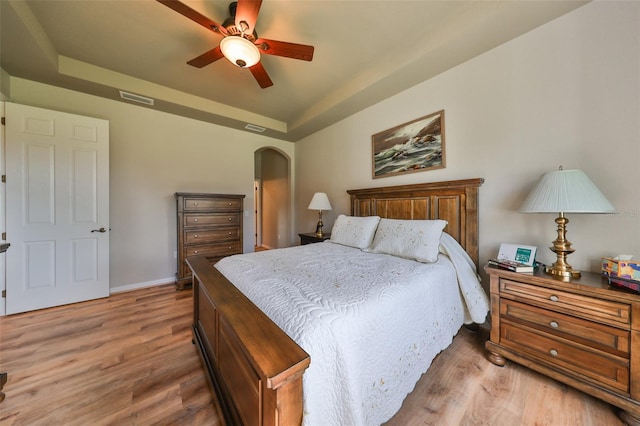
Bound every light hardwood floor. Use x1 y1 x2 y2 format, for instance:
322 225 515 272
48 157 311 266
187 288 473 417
0 285 624 425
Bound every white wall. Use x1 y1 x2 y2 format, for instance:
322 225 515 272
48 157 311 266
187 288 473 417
6 77 296 291
295 1 640 286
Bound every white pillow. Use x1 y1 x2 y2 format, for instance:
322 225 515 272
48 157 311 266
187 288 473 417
329 215 381 249
367 218 447 263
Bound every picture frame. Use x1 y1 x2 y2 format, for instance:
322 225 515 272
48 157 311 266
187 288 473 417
371 110 445 179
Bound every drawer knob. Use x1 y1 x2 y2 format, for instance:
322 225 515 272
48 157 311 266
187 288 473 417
228 217 232 221
194 218 198 222
549 349 559 357
228 232 232 235
194 234 198 238
194 250 198 254
549 295 559 302
228 202 232 206
549 321 559 328
194 202 198 206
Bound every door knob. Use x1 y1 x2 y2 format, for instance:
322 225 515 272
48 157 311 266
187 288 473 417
91 227 108 233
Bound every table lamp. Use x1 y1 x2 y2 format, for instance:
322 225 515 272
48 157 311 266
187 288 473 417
308 192 332 237
520 167 616 279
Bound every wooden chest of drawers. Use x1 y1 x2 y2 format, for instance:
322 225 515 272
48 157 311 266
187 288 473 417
175 193 244 290
485 266 640 425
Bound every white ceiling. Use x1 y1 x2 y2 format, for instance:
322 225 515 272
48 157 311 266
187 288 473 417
1 0 588 141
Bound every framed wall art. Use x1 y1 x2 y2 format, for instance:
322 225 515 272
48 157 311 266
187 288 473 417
372 110 445 179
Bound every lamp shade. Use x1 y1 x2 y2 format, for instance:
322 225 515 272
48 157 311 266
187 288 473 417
220 36 260 68
308 192 332 211
520 169 615 214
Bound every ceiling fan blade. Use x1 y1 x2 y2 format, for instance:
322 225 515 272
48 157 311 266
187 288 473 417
235 0 262 34
157 0 227 35
255 38 314 61
187 46 224 68
249 62 273 88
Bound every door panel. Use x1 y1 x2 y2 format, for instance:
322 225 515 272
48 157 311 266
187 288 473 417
5 103 109 314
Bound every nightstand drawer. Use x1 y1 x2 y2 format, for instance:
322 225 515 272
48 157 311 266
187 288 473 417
501 322 629 393
500 279 631 328
501 299 630 356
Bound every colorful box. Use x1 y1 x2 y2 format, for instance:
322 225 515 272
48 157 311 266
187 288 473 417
602 257 640 282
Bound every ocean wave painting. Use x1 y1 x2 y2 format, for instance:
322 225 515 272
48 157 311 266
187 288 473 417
372 110 445 178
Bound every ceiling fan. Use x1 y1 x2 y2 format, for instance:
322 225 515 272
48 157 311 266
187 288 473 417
157 0 314 88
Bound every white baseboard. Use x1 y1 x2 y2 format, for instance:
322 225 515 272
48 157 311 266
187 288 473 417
110 276 175 294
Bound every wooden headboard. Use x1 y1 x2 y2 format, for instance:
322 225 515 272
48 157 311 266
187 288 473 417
347 178 484 266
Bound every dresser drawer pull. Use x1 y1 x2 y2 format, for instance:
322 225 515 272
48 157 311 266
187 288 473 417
194 218 198 222
549 349 558 357
228 217 233 221
549 321 559 328
194 250 198 254
194 202 198 206
228 232 232 235
194 234 198 238
549 295 559 302
228 202 232 206
228 246 232 250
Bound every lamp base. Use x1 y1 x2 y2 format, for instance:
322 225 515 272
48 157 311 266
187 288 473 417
544 213 581 281
545 264 581 279
315 211 324 237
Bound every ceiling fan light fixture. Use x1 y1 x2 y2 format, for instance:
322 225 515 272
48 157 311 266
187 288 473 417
220 36 260 68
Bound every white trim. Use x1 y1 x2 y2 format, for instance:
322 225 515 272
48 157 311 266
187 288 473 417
0 101 5 316
110 277 175 294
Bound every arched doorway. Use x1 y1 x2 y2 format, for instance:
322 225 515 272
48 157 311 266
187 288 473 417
254 147 291 250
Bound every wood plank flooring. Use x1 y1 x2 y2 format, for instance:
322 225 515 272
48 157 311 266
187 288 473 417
0 284 221 425
0 284 624 425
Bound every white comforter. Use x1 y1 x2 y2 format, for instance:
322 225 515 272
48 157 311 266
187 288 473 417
215 234 489 426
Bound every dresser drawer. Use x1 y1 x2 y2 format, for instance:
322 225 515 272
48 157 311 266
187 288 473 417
184 242 241 258
500 279 631 328
501 322 629 393
184 213 241 228
185 228 241 244
501 299 630 356
182 197 242 211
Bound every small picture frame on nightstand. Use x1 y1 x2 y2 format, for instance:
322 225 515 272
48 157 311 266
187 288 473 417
497 243 537 266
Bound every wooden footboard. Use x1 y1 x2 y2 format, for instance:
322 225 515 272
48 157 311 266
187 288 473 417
188 255 310 426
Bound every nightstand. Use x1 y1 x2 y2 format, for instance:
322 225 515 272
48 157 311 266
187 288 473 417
298 233 331 245
485 265 640 425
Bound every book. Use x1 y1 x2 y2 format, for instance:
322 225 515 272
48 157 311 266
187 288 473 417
608 276 640 294
488 258 534 273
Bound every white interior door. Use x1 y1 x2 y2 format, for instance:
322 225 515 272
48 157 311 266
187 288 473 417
5 103 109 314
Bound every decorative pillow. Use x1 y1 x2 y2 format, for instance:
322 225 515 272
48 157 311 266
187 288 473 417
367 218 448 263
329 215 381 249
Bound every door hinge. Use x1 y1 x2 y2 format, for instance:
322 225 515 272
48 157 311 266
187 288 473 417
1 117 5 126
1 232 5 240
1 290 5 298
1 175 5 183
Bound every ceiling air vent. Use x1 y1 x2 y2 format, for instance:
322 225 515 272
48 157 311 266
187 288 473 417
245 123 266 133
119 91 154 106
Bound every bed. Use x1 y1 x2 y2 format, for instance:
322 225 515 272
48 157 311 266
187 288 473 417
187 178 487 425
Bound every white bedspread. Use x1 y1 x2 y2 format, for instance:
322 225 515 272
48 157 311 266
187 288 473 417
215 235 489 426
